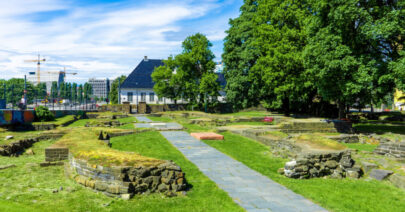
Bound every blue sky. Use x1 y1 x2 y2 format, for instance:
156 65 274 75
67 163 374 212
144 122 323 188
0 0 243 83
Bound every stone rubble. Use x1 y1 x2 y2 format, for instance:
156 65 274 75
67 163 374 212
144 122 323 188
283 151 362 179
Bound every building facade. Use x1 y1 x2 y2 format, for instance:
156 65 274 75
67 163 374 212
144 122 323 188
27 71 65 94
119 56 226 105
88 78 110 100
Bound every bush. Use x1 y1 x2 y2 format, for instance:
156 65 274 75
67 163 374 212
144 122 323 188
34 106 55 122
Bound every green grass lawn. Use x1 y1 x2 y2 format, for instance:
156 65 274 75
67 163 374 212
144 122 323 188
66 119 89 127
225 121 272 126
221 111 273 117
0 131 45 145
33 115 77 126
147 116 173 122
67 116 137 128
343 143 379 152
203 132 405 212
0 131 242 211
354 123 405 135
110 131 243 211
116 117 137 129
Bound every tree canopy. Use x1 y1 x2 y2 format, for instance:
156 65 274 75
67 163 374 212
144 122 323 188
223 0 404 117
152 33 220 108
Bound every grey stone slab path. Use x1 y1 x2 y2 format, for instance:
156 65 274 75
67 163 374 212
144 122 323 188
135 122 183 130
135 116 152 123
160 131 327 212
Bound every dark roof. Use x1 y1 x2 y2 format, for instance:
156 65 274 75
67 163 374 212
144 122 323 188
216 73 226 88
121 58 227 90
121 59 164 89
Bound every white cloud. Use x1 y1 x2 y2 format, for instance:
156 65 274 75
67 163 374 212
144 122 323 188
0 0 241 83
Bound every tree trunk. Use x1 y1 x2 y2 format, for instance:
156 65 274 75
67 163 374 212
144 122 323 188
338 100 345 119
283 97 290 117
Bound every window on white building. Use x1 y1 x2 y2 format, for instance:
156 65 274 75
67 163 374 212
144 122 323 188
141 93 146 102
158 96 163 102
150 93 154 102
128 92 133 102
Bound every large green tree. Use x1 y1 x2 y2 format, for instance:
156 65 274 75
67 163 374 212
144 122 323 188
304 0 404 117
251 0 312 115
152 56 183 104
152 33 219 107
222 0 261 110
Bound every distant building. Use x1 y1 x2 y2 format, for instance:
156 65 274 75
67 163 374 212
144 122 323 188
120 56 226 105
88 78 110 100
27 71 65 94
394 89 405 111
214 61 224 73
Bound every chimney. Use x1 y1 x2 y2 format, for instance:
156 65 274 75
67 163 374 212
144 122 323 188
144 56 148 61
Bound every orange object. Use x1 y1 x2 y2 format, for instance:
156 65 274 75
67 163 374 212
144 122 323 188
190 132 224 140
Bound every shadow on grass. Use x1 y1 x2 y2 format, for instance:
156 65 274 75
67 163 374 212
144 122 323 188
354 123 405 135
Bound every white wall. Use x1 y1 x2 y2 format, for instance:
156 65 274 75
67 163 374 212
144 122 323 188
120 88 226 105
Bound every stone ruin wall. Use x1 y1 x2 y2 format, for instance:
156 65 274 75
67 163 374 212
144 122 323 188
278 121 354 134
0 133 64 156
283 151 362 179
374 142 405 158
65 155 187 198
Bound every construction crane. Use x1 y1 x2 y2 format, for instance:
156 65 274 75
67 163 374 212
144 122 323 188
43 67 77 76
24 54 46 84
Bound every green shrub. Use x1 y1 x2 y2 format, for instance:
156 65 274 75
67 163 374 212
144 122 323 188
34 106 55 122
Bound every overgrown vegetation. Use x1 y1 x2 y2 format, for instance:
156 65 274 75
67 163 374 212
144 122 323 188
55 127 162 167
34 106 55 122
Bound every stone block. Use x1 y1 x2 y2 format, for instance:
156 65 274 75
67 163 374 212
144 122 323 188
361 162 378 173
389 174 405 190
369 169 393 181
190 132 224 140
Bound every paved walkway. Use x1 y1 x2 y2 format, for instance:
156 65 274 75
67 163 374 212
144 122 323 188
135 116 153 123
160 131 327 212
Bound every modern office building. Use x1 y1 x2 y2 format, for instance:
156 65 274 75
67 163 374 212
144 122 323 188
88 78 110 100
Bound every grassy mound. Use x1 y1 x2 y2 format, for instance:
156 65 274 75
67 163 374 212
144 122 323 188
295 134 347 151
54 127 163 167
32 115 77 127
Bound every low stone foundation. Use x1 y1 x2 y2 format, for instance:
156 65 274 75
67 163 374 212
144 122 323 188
325 134 360 143
277 120 354 134
85 120 122 127
0 133 64 156
45 146 69 162
229 129 300 158
66 156 187 198
283 151 361 179
374 142 405 158
32 124 56 131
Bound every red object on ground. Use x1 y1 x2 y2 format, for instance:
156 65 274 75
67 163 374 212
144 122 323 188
190 132 224 140
263 116 274 122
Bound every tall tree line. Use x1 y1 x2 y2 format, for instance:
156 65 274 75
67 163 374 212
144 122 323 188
223 0 404 117
0 79 93 105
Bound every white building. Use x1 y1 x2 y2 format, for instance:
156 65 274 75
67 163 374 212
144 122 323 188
27 71 65 94
119 56 226 105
